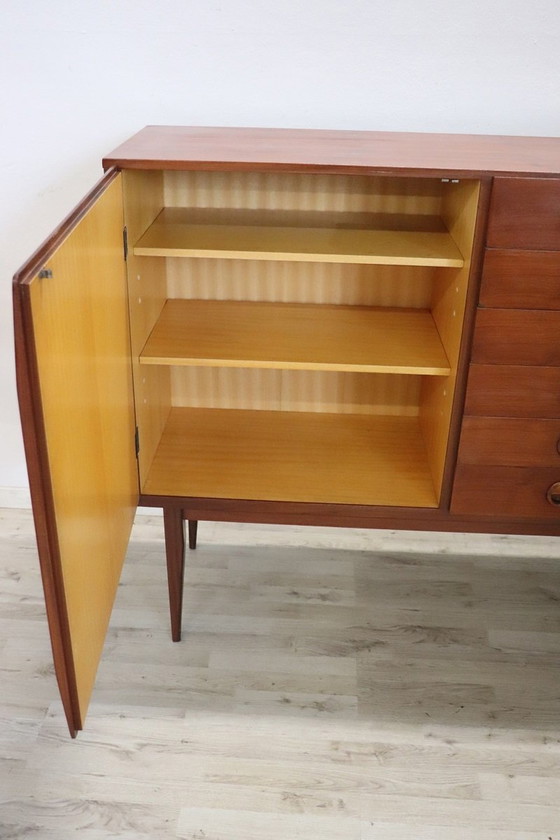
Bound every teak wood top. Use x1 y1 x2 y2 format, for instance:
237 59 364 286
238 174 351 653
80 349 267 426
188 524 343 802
103 125 560 177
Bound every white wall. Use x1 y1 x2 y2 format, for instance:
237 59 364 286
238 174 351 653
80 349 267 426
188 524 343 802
1 0 560 503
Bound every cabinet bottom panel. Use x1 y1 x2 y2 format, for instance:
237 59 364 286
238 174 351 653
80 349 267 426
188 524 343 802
141 407 438 508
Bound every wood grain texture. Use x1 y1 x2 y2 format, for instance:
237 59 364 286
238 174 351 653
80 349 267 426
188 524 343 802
451 464 560 518
480 249 560 310
3 509 560 837
458 416 560 467
162 171 445 216
166 258 436 309
162 506 185 642
134 208 464 267
170 368 423 417
141 407 439 508
486 177 560 249
160 168 442 421
13 269 82 737
122 170 172 486
471 308 560 366
23 175 138 728
102 125 560 176
464 364 560 418
140 299 451 375
419 180 481 497
142 495 560 536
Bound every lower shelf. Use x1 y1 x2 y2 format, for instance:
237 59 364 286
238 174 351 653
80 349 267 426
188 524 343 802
141 408 438 508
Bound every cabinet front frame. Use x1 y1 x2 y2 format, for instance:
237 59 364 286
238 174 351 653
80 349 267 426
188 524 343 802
126 169 491 515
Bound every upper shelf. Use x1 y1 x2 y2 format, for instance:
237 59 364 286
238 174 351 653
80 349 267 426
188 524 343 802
133 208 465 267
140 299 451 376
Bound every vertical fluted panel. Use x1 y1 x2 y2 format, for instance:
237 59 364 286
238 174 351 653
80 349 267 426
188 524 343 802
171 368 421 416
163 171 442 215
166 258 435 308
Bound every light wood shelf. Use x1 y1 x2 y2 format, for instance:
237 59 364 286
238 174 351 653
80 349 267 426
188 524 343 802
142 407 438 508
133 208 464 267
140 299 451 376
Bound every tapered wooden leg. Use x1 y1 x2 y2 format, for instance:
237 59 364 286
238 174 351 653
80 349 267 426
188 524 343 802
188 519 198 550
163 507 185 642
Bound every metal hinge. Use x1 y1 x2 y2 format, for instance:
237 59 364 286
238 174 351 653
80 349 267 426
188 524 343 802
123 226 128 261
134 426 140 458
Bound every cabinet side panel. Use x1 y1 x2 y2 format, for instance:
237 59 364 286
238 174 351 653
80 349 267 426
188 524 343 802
123 170 171 483
26 175 137 724
419 180 481 497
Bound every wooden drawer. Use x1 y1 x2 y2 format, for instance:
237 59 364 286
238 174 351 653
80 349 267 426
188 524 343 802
458 417 560 467
487 177 560 250
464 365 560 418
451 464 560 519
471 308 560 365
480 250 560 310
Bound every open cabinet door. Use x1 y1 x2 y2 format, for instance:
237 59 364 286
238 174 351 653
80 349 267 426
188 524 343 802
13 171 138 736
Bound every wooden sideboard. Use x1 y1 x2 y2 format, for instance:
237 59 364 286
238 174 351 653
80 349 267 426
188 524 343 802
13 126 560 735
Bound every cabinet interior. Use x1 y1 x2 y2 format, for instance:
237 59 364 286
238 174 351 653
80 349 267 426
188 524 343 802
123 169 480 508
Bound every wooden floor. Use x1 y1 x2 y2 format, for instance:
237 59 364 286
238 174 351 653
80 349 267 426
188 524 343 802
1 508 560 839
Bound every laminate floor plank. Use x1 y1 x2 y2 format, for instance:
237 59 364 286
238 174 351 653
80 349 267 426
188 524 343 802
1 508 560 839
360 824 550 840
176 806 361 839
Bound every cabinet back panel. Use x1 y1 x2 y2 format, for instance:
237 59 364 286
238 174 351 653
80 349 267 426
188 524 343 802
161 171 457 423
163 171 444 215
170 368 422 415
166 258 434 308
163 170 445 311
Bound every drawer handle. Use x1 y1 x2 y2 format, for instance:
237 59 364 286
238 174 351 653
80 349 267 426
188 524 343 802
546 482 560 506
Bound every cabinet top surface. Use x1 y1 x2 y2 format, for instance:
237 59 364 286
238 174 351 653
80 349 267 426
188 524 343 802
102 125 560 177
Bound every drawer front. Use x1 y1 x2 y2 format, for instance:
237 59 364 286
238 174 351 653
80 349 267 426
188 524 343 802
464 365 560 418
451 464 560 519
487 177 560 250
458 417 560 467
456 177 560 521
471 309 560 366
480 250 560 310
